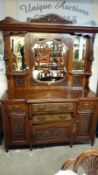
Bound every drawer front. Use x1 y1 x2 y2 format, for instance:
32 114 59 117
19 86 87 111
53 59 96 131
32 113 72 124
31 102 76 113
6 103 27 115
78 100 95 112
32 122 72 144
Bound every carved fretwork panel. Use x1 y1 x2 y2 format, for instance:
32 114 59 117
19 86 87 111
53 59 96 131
32 122 72 144
5 103 29 144
78 113 92 136
8 116 26 140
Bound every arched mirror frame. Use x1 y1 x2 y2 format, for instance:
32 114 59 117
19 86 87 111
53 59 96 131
26 14 94 86
26 14 74 86
29 33 75 85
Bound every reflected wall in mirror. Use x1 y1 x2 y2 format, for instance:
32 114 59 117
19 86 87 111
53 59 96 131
31 33 71 84
10 36 26 71
73 36 86 70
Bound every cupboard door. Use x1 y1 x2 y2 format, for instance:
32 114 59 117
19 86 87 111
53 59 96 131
32 122 72 145
4 103 29 146
76 100 98 144
78 112 92 136
77 100 95 136
76 111 96 145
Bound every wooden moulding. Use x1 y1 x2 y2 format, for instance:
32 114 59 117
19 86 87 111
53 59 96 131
0 14 98 33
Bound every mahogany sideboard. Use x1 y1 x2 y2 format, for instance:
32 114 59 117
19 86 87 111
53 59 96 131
0 14 98 151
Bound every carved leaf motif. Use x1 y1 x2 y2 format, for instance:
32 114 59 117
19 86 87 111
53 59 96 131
0 17 22 23
27 13 73 24
35 127 66 141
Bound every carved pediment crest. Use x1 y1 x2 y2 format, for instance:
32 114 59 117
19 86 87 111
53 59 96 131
27 13 73 24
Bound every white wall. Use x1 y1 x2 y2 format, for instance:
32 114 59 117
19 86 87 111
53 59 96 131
0 0 98 96
0 0 4 20
89 1 98 92
0 32 7 97
4 0 17 19
89 34 98 92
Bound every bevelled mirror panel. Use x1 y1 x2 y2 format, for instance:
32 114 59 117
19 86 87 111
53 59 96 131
31 33 72 84
73 36 86 70
10 36 26 71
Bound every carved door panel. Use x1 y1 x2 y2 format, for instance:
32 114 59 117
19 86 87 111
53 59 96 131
76 100 98 144
78 112 92 136
5 103 29 146
32 122 72 145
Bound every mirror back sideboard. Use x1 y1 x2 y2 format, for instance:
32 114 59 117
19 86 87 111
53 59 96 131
0 14 98 151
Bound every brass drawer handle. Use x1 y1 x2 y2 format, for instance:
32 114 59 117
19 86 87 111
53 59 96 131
83 103 93 108
36 116 46 122
84 103 90 106
38 106 45 110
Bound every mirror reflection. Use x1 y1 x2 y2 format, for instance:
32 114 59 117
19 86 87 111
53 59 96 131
73 36 86 70
32 34 68 83
10 34 87 79
10 36 26 71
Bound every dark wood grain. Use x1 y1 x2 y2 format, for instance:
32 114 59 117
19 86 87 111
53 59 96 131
0 14 98 151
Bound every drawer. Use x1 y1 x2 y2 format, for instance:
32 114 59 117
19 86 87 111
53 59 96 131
30 102 76 113
5 103 27 116
32 113 72 124
32 122 72 144
78 100 95 112
6 103 27 112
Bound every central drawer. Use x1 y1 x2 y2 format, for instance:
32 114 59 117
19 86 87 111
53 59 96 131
30 102 76 113
32 113 72 124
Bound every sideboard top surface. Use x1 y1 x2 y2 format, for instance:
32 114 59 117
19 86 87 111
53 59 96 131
0 88 98 103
